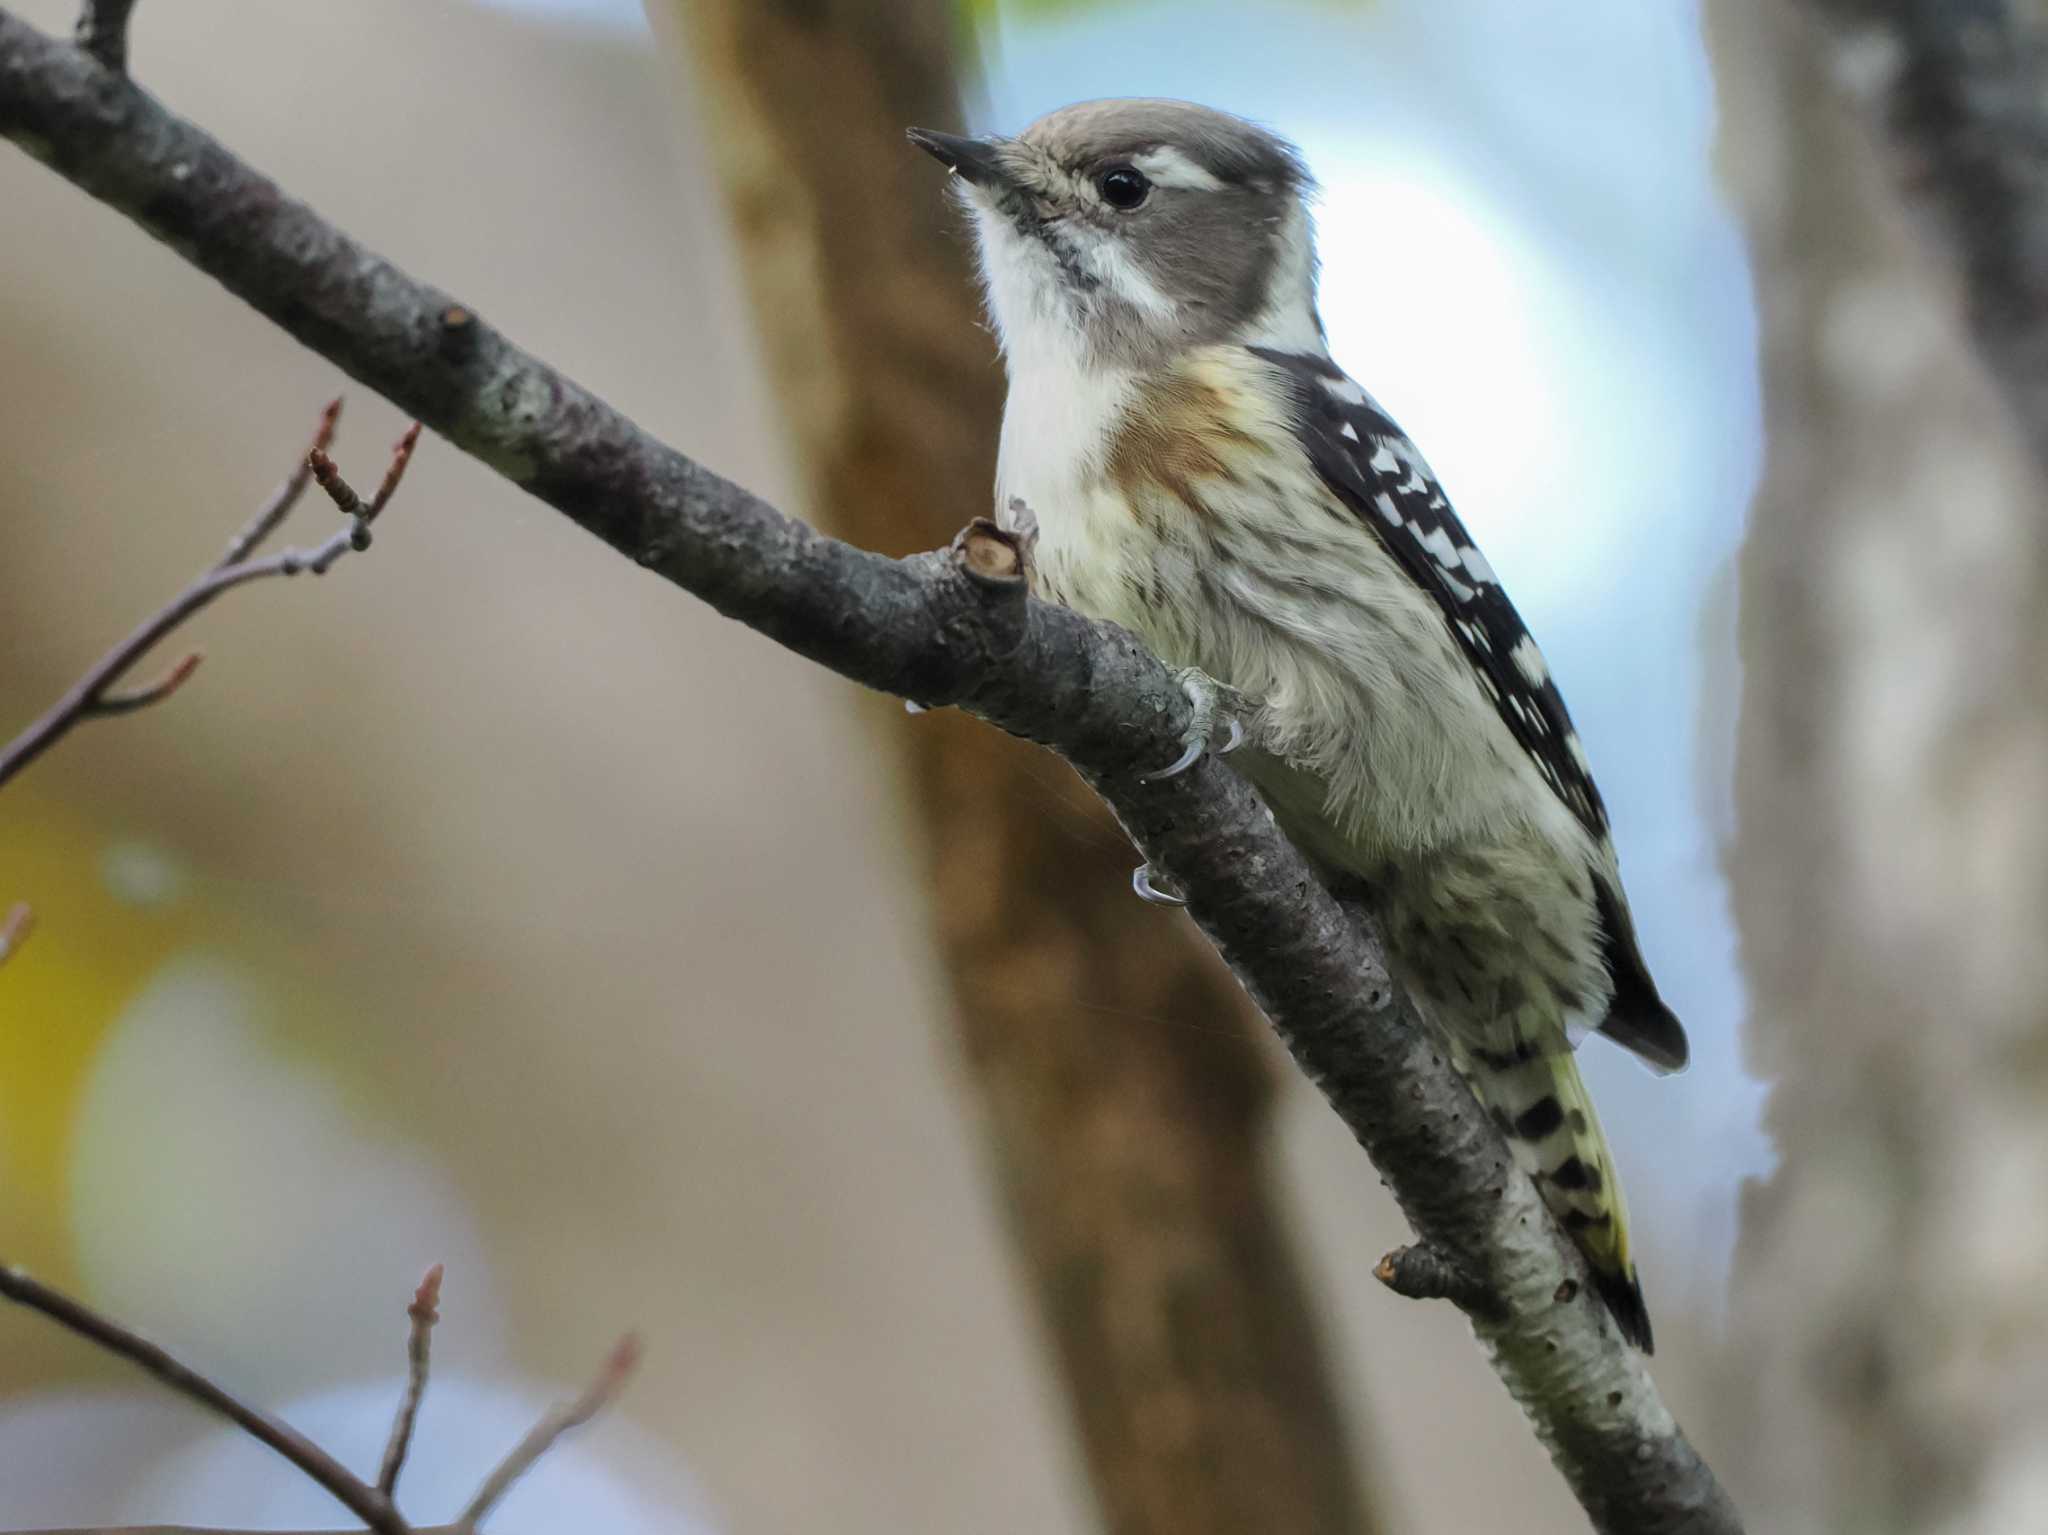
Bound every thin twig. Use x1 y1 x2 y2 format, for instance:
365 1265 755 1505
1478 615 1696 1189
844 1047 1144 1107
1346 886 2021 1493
0 409 419 793
458 1335 641 1530
312 424 420 525
0 1265 408 1534
92 650 204 714
377 1263 444 1498
0 900 34 966
221 396 341 566
72 0 135 73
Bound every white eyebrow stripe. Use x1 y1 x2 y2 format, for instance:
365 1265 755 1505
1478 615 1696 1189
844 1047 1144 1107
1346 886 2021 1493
1131 147 1226 191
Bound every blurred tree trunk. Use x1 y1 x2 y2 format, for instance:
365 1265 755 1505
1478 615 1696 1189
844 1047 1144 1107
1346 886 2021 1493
644 5 1380 1534
1709 5 2048 1531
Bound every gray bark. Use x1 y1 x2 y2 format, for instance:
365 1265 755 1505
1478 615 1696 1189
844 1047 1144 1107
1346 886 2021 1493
1793 0 2048 476
1709 4 2048 1530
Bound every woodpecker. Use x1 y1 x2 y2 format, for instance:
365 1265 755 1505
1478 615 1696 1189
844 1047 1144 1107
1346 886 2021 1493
910 99 1688 1352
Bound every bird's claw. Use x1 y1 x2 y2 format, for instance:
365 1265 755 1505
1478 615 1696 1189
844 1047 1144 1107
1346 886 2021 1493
1141 668 1245 782
1145 735 1206 783
1132 863 1187 908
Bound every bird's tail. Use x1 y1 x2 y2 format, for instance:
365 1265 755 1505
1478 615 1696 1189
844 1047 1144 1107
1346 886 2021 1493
1457 1045 1653 1352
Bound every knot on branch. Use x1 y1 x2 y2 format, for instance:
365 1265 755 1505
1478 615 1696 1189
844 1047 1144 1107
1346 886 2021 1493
438 303 480 360
1375 1243 1493 1314
951 516 1029 590
895 518 1037 712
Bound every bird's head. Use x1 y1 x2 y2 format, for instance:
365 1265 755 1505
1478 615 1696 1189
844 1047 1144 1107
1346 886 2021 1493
909 99 1323 373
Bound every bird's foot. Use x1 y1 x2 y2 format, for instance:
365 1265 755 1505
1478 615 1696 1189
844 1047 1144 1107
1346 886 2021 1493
1141 668 1246 782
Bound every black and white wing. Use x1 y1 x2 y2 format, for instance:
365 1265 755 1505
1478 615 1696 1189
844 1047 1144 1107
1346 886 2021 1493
1252 347 1608 838
1252 348 1687 1073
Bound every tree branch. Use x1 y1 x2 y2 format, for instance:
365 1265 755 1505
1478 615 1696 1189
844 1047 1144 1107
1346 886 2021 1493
2 1263 633 1535
1793 0 2048 475
0 1266 407 1534
0 13 1740 1529
0 402 417 793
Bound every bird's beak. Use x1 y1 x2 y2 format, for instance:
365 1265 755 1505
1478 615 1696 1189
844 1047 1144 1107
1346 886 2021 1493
906 127 1013 191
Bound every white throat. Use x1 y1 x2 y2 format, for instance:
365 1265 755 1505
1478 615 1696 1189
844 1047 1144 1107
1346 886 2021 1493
993 349 1128 530
971 200 1079 379
977 191 1328 526
974 197 1130 523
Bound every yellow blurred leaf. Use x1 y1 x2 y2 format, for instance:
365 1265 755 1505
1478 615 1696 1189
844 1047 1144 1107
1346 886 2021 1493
0 790 214 1280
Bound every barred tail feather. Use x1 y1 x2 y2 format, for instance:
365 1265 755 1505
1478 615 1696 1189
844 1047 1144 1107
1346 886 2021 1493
1461 1046 1654 1353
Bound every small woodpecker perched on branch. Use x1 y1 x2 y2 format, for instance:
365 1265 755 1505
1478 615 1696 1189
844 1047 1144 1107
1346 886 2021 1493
911 99 1689 1351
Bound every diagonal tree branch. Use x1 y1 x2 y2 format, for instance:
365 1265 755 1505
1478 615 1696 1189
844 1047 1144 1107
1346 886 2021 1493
0 14 1740 1529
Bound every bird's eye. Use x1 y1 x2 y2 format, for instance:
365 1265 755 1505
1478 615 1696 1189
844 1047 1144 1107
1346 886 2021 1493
1096 165 1151 211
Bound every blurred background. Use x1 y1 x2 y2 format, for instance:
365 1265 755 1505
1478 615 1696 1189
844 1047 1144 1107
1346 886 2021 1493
1 1 2042 1532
